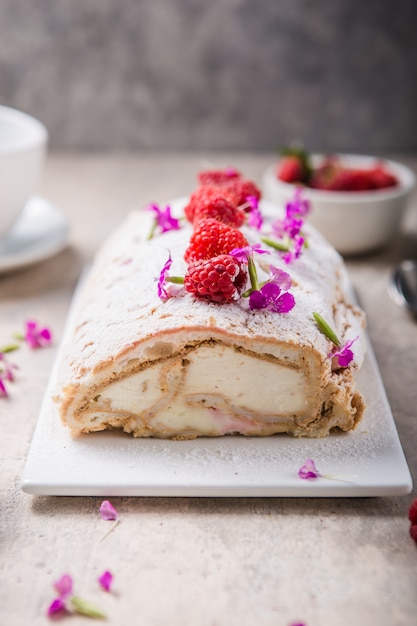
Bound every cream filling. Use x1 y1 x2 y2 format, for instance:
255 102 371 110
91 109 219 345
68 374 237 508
82 344 309 434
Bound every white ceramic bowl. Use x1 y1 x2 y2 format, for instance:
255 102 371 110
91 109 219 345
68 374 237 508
262 154 416 255
0 105 48 237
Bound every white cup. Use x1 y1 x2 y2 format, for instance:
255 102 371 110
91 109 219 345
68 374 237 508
0 105 48 237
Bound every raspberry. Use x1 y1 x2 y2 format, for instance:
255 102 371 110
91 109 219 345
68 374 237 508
184 218 248 263
222 178 262 208
410 524 417 544
408 498 417 524
197 167 241 186
184 255 247 303
277 156 306 183
184 186 245 227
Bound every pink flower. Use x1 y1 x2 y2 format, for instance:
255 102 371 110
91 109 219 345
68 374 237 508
0 352 18 382
247 196 263 231
99 500 118 521
282 235 304 264
272 215 303 240
157 256 173 301
46 573 107 619
146 203 180 235
230 243 269 263
298 459 321 480
329 336 359 368
0 378 8 398
269 265 292 291
47 597 68 617
0 352 18 398
98 570 113 592
47 574 73 617
24 320 52 349
298 458 358 483
270 188 310 264
248 264 295 313
249 282 295 314
286 188 311 219
54 574 73 599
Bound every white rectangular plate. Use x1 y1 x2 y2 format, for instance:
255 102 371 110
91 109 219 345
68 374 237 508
22 275 412 497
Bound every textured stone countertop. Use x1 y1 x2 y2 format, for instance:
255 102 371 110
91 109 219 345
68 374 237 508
1 153 416 626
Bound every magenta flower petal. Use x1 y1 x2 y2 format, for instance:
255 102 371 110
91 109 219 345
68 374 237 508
274 290 295 313
0 378 8 398
248 204 263 231
39 328 52 342
269 266 292 291
230 243 269 263
248 288 268 310
98 570 113 592
337 348 354 368
271 189 310 263
246 194 259 210
147 203 180 234
286 188 311 219
0 351 19 398
54 574 73 599
330 336 359 368
99 500 119 521
298 459 321 480
47 597 67 616
249 282 295 314
157 256 173 301
24 320 52 349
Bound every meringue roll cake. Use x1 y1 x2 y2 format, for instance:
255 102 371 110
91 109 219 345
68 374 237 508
55 170 366 439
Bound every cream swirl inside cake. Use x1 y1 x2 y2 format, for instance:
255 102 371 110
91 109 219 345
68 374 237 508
56 195 366 439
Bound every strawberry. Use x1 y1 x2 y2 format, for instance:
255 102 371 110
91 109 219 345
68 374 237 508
184 255 247 303
367 164 398 189
197 167 241 186
277 156 306 183
184 187 245 227
310 158 340 190
277 146 312 184
330 169 373 191
184 218 248 263
309 156 398 192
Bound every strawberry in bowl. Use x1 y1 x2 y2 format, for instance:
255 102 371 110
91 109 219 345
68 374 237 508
263 148 415 255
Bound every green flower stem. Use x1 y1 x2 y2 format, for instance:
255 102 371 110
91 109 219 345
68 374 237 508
260 237 289 252
146 219 158 241
247 256 259 291
0 343 20 353
166 276 184 284
70 596 107 619
313 312 340 346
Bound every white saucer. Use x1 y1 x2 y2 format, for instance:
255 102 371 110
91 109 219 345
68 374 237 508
0 196 69 274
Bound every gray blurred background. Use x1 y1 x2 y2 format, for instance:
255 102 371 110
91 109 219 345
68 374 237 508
1 0 416 153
